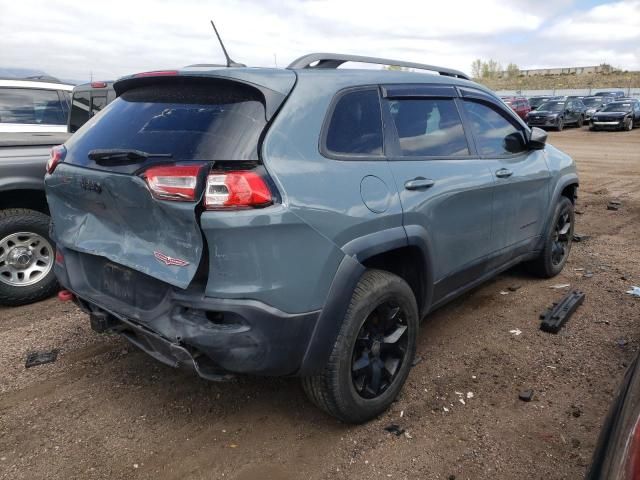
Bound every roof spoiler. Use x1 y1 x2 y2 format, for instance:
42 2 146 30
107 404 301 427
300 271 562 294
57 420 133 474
287 53 470 80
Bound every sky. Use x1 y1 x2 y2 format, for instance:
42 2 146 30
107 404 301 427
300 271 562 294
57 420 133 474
0 0 639 82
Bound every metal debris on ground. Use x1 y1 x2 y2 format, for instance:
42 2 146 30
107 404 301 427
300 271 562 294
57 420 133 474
607 200 621 211
550 284 571 289
384 424 405 436
509 328 522 336
626 286 640 297
540 290 585 334
519 390 534 402
573 234 591 242
500 291 510 295
25 349 59 368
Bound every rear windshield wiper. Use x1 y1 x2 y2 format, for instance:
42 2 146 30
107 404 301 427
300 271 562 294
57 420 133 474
88 149 172 165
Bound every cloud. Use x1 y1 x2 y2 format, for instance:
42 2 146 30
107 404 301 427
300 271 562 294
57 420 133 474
0 0 638 82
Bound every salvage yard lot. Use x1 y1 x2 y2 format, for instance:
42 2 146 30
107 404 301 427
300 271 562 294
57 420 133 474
1 128 639 480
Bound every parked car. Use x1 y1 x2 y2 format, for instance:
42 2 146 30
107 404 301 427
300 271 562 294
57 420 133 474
587 352 640 479
582 96 614 122
594 90 625 99
528 95 563 111
0 131 70 305
68 81 115 133
501 96 531 120
44 53 578 423
0 78 73 133
525 99 587 130
590 99 640 131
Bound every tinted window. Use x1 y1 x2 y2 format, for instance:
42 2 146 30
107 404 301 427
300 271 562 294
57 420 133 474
69 91 91 132
462 100 527 156
91 95 107 116
64 80 268 174
0 88 66 125
325 89 383 156
389 98 469 157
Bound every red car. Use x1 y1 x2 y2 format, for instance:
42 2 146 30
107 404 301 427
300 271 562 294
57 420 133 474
501 96 531 120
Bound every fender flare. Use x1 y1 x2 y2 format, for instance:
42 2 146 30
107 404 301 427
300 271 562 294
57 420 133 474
541 174 579 240
298 225 435 375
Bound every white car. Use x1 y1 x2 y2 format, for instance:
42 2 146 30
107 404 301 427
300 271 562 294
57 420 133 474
0 79 74 133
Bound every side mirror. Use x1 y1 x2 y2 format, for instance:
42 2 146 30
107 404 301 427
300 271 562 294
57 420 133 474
529 127 547 150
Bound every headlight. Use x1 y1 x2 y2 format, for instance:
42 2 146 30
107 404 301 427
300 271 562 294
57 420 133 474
586 109 595 114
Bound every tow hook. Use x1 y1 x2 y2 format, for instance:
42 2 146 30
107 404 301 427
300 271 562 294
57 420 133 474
57 290 74 302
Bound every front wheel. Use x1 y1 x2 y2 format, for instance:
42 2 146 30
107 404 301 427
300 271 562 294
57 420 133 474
0 209 58 306
626 118 634 131
556 118 564 131
302 269 418 424
526 197 575 278
576 115 584 128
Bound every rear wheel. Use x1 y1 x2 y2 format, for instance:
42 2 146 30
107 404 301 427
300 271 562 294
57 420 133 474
0 209 58 306
526 197 574 278
302 269 418 424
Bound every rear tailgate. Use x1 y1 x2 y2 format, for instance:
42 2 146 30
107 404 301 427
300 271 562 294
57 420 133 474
45 74 292 291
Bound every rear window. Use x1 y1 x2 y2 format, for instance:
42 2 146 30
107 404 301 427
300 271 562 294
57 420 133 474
389 98 469 157
69 90 91 132
0 88 66 125
64 80 267 172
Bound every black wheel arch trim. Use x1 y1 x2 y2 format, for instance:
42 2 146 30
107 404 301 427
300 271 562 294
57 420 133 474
298 225 435 375
540 175 579 245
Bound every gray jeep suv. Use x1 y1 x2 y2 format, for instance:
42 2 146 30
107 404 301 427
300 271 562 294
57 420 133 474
44 54 578 423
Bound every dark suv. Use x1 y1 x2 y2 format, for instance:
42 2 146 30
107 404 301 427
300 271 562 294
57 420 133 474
526 99 587 130
45 54 578 423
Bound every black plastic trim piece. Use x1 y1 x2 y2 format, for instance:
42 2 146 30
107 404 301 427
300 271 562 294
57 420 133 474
540 290 585 334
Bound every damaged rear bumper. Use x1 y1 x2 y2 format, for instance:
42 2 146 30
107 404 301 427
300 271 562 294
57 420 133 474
56 248 320 378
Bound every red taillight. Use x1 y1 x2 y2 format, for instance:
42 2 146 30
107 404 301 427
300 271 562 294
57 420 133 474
143 164 204 201
134 70 179 78
90 81 107 88
204 171 272 209
55 249 64 265
46 145 66 174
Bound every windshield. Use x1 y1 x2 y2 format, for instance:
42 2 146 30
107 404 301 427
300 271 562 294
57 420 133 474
529 98 548 108
601 103 633 113
583 98 603 107
540 101 565 112
63 80 267 174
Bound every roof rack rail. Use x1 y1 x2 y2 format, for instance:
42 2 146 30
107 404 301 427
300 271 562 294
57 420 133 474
287 53 469 80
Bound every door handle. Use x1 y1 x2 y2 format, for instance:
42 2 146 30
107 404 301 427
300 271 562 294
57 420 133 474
404 177 435 190
495 168 513 178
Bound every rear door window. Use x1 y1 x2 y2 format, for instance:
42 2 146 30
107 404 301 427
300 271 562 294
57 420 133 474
324 89 383 156
0 88 66 125
461 100 527 156
64 79 268 174
388 98 469 157
69 90 91 132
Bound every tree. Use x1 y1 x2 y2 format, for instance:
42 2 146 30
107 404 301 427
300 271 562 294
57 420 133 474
506 63 520 78
481 59 502 79
471 59 482 79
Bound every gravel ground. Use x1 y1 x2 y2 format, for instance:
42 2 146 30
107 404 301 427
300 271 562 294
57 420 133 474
1 127 639 480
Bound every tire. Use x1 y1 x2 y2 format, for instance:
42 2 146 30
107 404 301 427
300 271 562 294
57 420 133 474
526 197 575 278
626 118 633 131
556 118 564 131
576 115 584 128
301 269 418 424
0 209 58 306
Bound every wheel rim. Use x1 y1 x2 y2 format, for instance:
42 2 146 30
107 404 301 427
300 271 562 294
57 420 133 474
351 302 409 399
0 232 54 286
551 212 572 266
628 119 633 131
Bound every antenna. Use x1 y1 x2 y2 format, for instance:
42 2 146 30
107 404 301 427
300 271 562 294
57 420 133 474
210 20 245 68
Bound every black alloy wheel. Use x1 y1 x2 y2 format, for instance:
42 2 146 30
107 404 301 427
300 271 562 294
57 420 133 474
351 302 408 399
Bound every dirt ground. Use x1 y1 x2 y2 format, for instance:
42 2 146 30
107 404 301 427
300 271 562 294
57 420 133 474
1 128 639 480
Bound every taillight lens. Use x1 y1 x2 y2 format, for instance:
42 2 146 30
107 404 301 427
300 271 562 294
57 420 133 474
46 145 66 174
205 171 272 209
143 164 203 201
